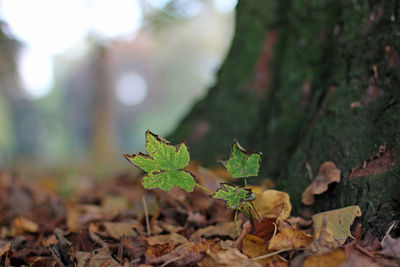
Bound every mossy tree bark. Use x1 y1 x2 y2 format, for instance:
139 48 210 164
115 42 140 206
170 0 400 237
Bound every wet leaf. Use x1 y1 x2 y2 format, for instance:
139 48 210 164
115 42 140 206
124 131 196 192
312 206 362 245
302 162 341 205
268 228 313 250
252 190 291 220
221 140 261 178
212 183 255 209
302 249 346 267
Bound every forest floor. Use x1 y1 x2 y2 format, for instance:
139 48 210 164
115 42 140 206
0 162 398 267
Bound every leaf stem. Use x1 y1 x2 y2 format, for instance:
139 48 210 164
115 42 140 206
244 178 248 187
195 183 213 194
237 206 251 218
248 201 261 220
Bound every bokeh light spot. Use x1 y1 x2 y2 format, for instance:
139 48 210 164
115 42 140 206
115 72 148 106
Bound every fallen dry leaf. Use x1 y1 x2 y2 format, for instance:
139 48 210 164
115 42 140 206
242 234 281 265
103 221 139 239
0 242 11 257
341 250 381 267
268 228 313 250
67 204 112 232
190 221 241 241
302 249 346 267
146 238 221 266
13 216 39 234
302 162 340 205
310 219 340 254
312 206 362 245
349 147 397 179
76 247 122 267
146 240 175 258
199 247 263 267
254 218 276 241
147 233 188 246
252 190 291 220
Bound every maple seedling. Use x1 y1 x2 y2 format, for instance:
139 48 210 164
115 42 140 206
212 140 261 223
124 131 261 223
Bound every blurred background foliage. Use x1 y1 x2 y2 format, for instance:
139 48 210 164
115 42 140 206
0 0 237 173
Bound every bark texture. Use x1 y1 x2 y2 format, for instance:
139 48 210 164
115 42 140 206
170 0 400 237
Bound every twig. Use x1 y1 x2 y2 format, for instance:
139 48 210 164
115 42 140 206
49 247 66 267
89 230 108 248
381 221 396 243
142 196 151 236
159 255 184 267
251 248 291 261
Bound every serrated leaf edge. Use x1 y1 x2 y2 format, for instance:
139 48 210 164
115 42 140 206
219 139 262 178
211 183 255 208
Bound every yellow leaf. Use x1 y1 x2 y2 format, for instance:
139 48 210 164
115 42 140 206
312 206 362 245
268 228 313 250
242 234 281 265
302 249 346 267
252 190 291 220
13 217 39 234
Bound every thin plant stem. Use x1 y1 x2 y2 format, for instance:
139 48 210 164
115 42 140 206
234 208 240 236
142 196 151 236
247 202 261 220
195 183 213 194
238 206 251 218
244 178 248 187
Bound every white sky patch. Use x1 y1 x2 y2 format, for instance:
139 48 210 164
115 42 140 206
213 0 237 13
0 0 144 100
88 0 143 40
115 72 148 106
18 46 54 99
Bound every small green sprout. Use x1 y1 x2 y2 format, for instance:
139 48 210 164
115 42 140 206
212 183 255 209
124 131 261 226
220 140 261 179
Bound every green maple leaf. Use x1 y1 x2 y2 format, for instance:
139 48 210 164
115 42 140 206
221 140 261 178
212 183 255 209
124 131 196 192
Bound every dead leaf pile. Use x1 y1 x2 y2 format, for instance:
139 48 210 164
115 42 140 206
0 164 398 266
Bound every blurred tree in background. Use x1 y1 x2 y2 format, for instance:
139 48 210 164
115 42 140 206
170 0 400 237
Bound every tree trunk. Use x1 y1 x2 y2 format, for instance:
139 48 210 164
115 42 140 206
169 0 400 237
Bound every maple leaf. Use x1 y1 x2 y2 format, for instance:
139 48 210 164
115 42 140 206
221 140 261 178
124 131 196 192
212 183 255 209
